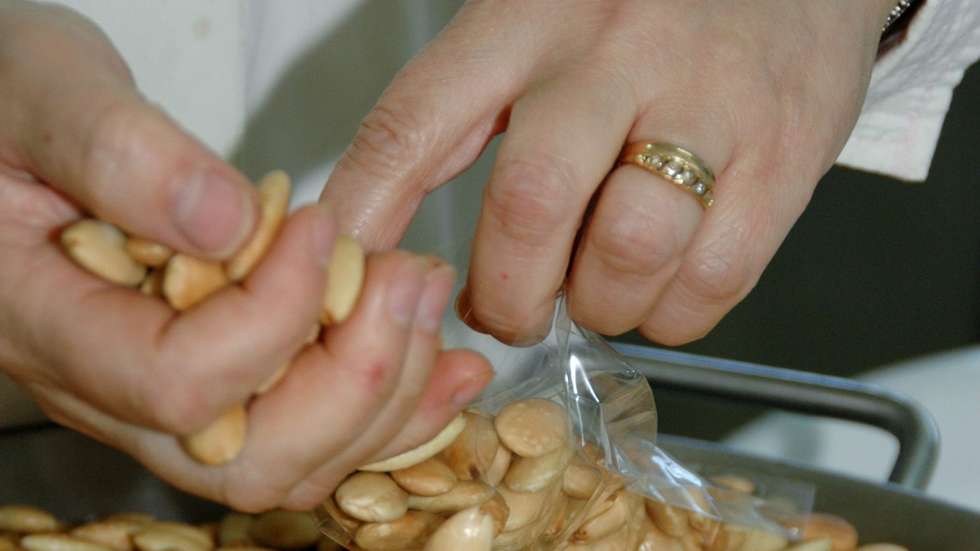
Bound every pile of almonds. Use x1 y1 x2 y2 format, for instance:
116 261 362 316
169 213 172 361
322 398 907 551
58 171 366 466
0 504 343 551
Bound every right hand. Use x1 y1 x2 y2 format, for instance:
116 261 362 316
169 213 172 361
0 1 492 511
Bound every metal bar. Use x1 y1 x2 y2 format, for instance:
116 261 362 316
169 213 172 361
612 343 940 490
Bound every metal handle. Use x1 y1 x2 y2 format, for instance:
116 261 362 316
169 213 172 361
612 343 940 490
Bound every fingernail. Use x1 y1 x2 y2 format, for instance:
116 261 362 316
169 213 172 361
415 265 457 334
454 287 490 334
174 168 256 256
311 203 337 267
388 258 428 327
452 369 494 408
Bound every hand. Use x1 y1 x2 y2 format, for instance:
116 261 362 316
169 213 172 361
321 0 896 345
0 2 492 511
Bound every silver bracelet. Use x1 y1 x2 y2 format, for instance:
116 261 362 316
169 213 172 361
883 0 915 33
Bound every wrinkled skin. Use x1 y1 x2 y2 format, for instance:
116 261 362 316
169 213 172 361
322 0 895 345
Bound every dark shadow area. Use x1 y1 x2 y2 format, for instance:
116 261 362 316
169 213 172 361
624 62 980 441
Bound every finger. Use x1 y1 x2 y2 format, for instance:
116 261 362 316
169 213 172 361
31 204 335 434
466 71 637 344
27 382 230 505
567 104 735 335
319 2 541 248
282 349 494 510
9 19 257 258
640 150 814 345
219 252 430 511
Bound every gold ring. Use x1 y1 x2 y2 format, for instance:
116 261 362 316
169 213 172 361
619 142 716 208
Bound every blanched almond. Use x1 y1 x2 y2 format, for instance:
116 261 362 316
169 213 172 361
61 219 147 286
179 404 247 466
441 412 499 481
407 481 494 514
391 457 457 497
353 511 440 551
336 473 408 523
504 445 571 493
494 399 567 458
321 235 365 325
360 414 467 473
802 513 859 551
125 238 173 268
423 507 493 551
226 171 291 282
163 254 229 311
0 506 60 533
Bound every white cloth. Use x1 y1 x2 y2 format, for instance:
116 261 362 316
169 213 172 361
2 0 978 428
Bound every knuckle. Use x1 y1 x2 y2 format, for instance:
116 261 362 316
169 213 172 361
344 103 432 178
681 236 754 305
589 203 680 278
139 367 212 434
484 156 580 248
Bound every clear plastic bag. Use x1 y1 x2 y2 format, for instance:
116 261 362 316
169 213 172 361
316 297 813 550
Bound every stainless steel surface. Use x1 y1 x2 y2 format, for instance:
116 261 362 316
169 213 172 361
614 343 940 489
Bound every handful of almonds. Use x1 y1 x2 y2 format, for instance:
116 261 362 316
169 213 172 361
319 398 907 551
59 170 366 466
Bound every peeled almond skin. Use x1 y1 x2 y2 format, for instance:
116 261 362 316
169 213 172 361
322 495 362 535
785 540 833 551
353 511 441 551
179 404 248 466
479 492 510 536
61 219 147 286
406 481 495 514
163 254 229 311
0 505 60 533
494 398 568 458
802 513 859 551
423 507 494 551
139 270 163 297
359 414 467 472
226 171 291 282
645 500 689 538
71 521 141 551
335 473 409 523
505 445 571 493
572 490 634 543
21 534 114 551
497 485 552 532
125 237 173 268
321 235 365 325
218 513 253 547
248 510 319 550
563 458 602 499
391 457 458 497
442 412 499 481
857 545 908 551
484 445 512 487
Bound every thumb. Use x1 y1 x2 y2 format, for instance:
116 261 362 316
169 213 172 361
17 62 257 259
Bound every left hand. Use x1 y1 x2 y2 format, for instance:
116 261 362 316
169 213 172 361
322 0 895 345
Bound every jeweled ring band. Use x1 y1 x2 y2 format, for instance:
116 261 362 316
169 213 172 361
619 142 716 208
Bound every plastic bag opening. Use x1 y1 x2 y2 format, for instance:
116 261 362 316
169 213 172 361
315 296 813 550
